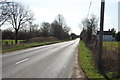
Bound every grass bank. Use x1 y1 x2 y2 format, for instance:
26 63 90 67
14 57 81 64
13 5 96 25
2 40 25 45
78 41 105 79
2 41 60 53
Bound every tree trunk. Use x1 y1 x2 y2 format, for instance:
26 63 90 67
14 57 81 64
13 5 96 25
15 29 18 44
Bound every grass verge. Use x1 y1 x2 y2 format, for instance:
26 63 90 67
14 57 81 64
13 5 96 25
78 40 105 79
2 40 25 45
2 41 60 53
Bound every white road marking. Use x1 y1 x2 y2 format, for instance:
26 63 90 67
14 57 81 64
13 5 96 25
16 58 28 64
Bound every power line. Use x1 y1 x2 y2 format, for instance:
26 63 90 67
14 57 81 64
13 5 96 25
87 1 92 18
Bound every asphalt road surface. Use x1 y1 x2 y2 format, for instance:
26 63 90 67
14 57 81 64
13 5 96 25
2 39 80 78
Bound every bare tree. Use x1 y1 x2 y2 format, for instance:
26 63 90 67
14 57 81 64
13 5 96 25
63 25 70 34
0 0 10 27
51 20 61 39
51 14 70 39
81 15 98 41
40 22 50 37
6 1 33 44
30 23 39 38
55 14 66 27
2 28 14 39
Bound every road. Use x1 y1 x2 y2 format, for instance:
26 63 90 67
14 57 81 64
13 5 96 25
2 39 80 78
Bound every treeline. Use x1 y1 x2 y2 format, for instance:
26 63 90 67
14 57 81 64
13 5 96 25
0 0 77 43
2 14 71 40
115 32 120 41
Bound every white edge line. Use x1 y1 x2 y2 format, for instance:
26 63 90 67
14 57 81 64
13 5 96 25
16 58 28 65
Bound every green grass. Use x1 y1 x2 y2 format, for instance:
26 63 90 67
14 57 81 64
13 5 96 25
103 41 119 51
105 72 119 80
103 41 119 80
2 40 25 45
2 41 60 53
79 41 105 79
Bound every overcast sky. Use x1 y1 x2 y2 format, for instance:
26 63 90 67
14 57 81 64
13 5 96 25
2 0 119 35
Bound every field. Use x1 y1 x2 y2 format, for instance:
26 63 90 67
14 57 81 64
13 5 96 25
2 40 25 45
103 41 119 51
103 41 119 79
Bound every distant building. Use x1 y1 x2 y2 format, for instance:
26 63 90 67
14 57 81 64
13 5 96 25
97 30 116 41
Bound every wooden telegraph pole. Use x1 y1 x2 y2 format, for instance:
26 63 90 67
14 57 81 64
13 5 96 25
118 1 120 78
98 0 105 74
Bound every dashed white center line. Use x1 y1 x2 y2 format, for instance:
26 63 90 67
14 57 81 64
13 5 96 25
16 58 28 65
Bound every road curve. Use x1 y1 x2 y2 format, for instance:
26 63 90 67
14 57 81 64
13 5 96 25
2 39 80 78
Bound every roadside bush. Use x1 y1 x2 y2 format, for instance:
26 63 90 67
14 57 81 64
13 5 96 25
115 32 120 41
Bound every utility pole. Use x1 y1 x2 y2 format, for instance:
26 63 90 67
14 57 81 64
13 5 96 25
118 1 120 78
98 0 105 74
